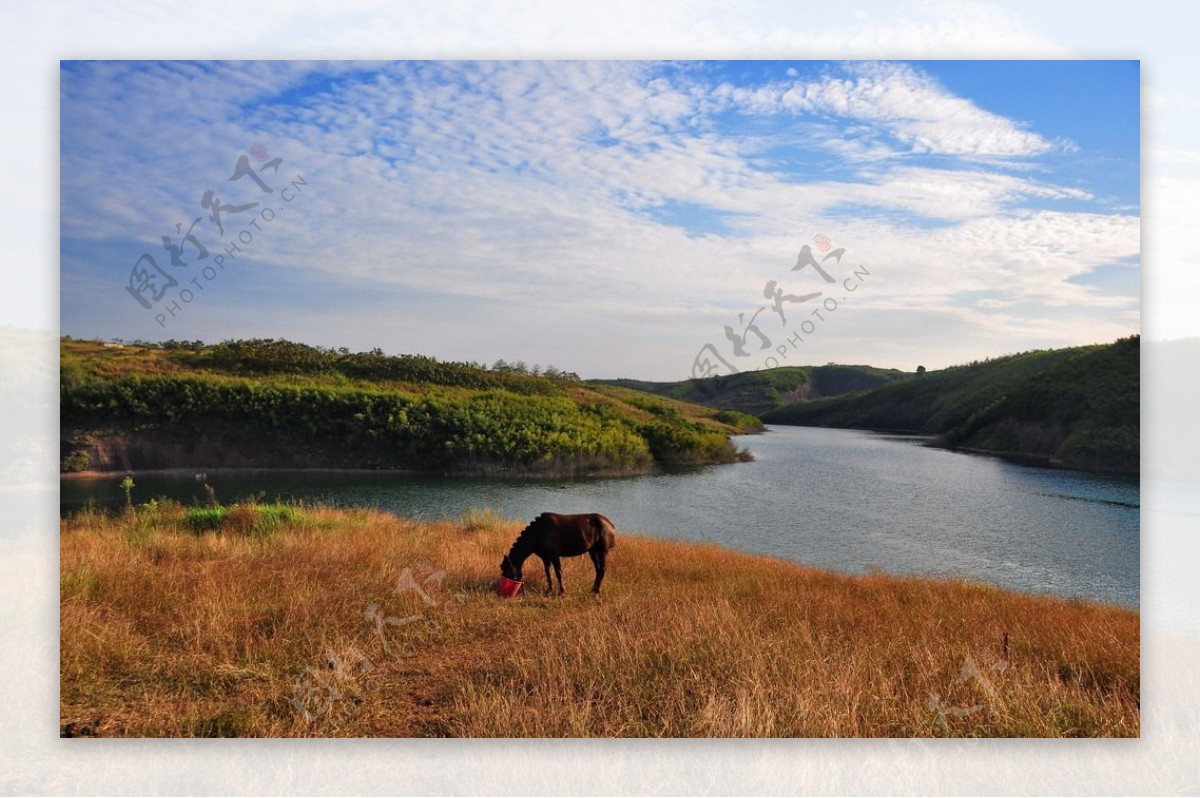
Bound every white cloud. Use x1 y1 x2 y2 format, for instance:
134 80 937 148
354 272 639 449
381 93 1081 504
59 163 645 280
715 61 1069 159
58 58 1137 376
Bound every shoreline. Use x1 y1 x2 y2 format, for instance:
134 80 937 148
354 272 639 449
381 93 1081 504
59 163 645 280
925 439 1138 476
60 503 1141 737
61 500 1139 611
65 499 1143 618
768 423 1138 476
60 466 425 480
59 463 690 481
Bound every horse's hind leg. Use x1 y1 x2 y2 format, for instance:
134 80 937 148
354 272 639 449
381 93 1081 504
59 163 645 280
552 557 564 596
589 549 606 595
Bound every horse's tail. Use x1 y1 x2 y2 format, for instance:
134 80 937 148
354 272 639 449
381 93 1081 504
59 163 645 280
592 514 617 550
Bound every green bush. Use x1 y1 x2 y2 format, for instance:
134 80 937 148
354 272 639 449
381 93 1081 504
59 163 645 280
61 337 751 476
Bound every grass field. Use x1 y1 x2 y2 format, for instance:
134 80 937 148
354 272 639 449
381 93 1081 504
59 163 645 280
60 503 1139 738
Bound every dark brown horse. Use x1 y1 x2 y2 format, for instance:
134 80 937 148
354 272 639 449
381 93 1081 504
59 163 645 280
500 512 617 595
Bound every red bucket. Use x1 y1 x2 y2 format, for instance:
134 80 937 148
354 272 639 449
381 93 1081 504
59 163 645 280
497 575 524 598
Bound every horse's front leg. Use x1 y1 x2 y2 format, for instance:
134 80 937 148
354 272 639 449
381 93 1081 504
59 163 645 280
540 556 553 595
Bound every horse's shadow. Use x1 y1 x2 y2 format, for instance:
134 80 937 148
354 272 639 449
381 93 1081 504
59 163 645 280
459 569 603 601
459 574 556 597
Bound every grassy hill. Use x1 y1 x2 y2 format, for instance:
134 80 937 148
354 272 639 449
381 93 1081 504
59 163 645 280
60 503 1139 737
763 337 1139 473
592 364 908 417
60 339 759 477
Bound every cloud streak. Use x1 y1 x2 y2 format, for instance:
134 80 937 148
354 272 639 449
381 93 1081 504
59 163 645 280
714 62 1068 159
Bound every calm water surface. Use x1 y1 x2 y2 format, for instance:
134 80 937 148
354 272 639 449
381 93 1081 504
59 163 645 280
61 426 1139 607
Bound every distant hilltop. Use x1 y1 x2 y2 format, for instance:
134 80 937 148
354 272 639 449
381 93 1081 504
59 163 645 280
600 337 1139 475
592 363 909 417
762 337 1138 474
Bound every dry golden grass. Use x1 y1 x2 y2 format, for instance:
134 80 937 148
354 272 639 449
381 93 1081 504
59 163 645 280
60 503 1139 737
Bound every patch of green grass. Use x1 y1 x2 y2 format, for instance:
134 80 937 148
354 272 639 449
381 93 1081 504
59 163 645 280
185 507 227 532
182 503 298 537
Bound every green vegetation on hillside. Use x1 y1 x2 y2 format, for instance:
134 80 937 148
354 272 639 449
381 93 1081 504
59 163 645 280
763 337 1139 473
60 339 758 476
592 363 908 417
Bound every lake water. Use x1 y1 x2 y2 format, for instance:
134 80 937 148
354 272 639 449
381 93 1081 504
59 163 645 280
61 426 1140 607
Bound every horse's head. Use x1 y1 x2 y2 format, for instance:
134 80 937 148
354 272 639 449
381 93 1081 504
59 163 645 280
500 554 522 582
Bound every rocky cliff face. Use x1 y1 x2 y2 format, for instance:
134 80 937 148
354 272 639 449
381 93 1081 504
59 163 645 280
66 431 328 472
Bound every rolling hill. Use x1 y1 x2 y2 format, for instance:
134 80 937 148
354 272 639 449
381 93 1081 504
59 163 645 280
762 337 1139 473
60 338 759 477
592 364 909 417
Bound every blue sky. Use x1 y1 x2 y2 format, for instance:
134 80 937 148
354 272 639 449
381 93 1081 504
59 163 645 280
60 60 1139 379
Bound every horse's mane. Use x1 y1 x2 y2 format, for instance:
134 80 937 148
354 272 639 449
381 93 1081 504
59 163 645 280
506 512 551 559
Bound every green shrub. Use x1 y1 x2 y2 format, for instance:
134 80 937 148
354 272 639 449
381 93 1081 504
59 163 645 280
61 339 749 475
186 507 227 532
